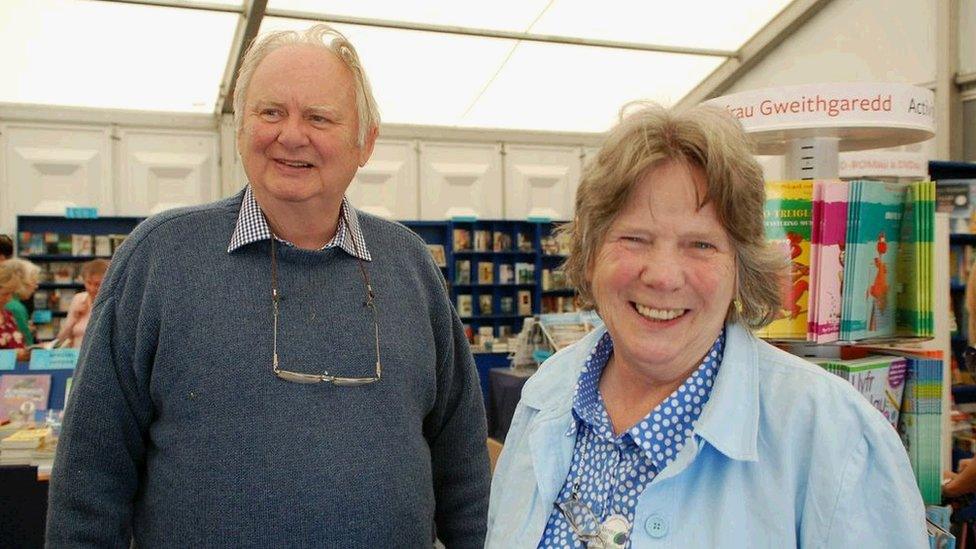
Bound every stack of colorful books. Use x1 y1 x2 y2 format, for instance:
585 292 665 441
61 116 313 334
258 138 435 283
812 355 907 429
758 179 934 343
898 358 943 505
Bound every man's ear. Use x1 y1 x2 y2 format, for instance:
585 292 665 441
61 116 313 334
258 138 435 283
359 126 379 167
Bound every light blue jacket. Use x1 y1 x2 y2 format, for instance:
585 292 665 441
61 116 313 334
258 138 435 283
487 323 927 548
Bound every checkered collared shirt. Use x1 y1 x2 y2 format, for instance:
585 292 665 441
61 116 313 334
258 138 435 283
227 185 371 261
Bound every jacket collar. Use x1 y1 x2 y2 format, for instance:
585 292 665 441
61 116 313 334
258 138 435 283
521 322 760 463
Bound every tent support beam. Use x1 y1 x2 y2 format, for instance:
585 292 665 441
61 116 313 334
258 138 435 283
264 9 738 58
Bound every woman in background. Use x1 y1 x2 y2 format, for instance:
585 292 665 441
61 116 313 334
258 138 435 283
486 102 926 547
4 258 41 346
0 262 28 360
57 258 108 349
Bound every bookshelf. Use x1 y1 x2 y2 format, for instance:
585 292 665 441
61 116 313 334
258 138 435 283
401 219 579 350
15 215 144 342
937 165 976 377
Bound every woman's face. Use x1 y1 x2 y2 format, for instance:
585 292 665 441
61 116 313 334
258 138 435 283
589 160 736 385
84 273 104 299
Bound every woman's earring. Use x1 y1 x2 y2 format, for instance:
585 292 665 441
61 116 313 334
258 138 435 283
734 298 744 314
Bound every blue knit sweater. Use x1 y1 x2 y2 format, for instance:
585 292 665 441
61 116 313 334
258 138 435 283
46 193 490 547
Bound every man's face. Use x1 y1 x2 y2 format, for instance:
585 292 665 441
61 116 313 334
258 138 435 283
237 44 375 212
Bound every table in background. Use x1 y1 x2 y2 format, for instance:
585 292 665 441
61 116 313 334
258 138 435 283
487 368 534 441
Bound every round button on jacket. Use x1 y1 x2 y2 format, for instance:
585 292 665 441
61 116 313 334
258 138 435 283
645 514 669 539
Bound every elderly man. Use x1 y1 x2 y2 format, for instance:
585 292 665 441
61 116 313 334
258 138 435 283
47 24 490 547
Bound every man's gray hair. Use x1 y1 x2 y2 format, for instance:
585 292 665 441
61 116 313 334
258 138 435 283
233 24 381 147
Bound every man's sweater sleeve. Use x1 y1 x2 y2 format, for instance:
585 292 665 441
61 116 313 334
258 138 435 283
46 249 155 547
424 262 491 548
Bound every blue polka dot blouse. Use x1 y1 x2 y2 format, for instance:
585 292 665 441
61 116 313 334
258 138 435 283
537 329 725 548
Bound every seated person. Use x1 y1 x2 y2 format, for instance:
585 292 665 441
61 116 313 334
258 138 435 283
57 259 108 349
4 258 41 346
0 262 28 360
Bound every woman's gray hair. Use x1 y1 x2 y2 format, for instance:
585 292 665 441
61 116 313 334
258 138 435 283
233 23 381 147
561 101 786 329
3 258 41 298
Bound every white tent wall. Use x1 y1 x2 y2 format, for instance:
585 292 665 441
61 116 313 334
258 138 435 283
2 0 972 237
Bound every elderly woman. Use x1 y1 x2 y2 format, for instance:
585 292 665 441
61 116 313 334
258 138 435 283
57 258 108 349
0 261 29 360
4 258 41 346
486 103 926 547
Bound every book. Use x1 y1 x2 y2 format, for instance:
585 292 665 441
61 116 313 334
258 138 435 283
479 294 493 315
477 262 494 285
454 260 471 285
757 180 815 340
896 181 935 338
427 244 447 268
71 234 93 256
453 229 471 251
474 230 491 252
493 231 512 252
499 264 514 285
499 297 515 314
57 234 72 255
94 235 112 257
935 179 975 234
809 180 849 343
517 290 532 316
0 426 52 450
516 232 533 252
108 234 128 253
840 180 905 341
813 355 906 428
0 374 52 422
456 294 473 318
515 262 535 285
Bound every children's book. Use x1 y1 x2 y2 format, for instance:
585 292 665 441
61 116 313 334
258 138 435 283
0 374 52 422
840 180 905 341
756 180 814 340
810 180 849 343
813 355 906 429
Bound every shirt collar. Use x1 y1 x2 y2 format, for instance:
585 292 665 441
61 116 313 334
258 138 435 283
570 329 724 469
692 322 761 462
227 185 371 261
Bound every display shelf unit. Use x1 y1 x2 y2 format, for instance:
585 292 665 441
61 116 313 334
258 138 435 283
14 215 144 341
401 219 579 346
938 165 976 371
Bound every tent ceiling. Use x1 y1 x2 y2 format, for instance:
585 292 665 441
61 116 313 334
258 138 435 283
1 0 798 133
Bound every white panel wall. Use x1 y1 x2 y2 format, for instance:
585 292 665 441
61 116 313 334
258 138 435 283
728 0 936 92
219 114 246 198
504 145 581 221
419 142 502 220
0 123 112 234
961 0 976 75
117 129 219 216
346 139 418 220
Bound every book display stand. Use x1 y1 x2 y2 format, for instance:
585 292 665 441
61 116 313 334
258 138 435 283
709 84 949 511
708 82 935 180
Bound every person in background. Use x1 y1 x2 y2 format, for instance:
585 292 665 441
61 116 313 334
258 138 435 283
47 23 489 548
0 262 28 361
486 102 926 547
944 457 976 498
55 258 108 349
3 258 41 346
0 234 12 261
